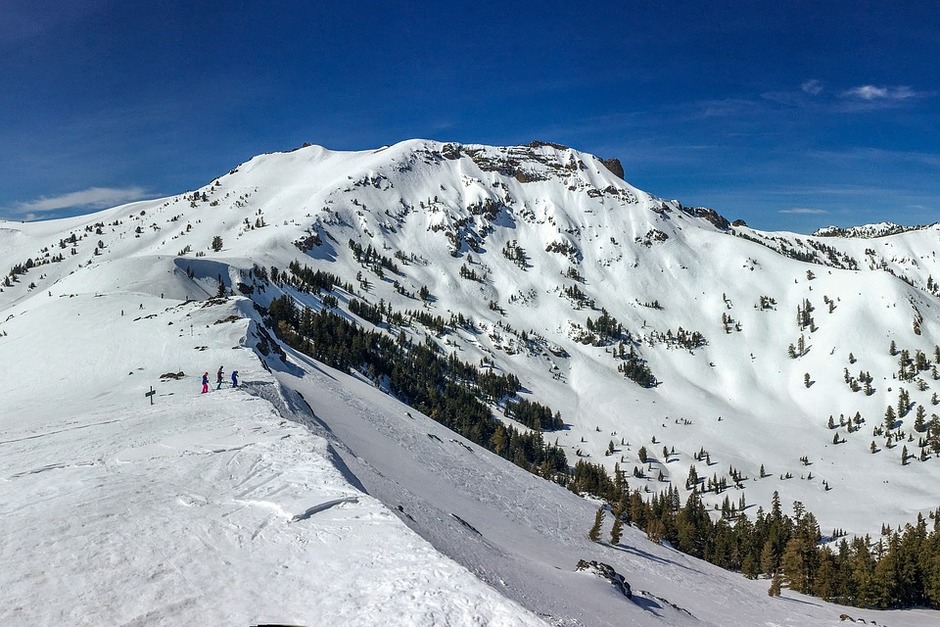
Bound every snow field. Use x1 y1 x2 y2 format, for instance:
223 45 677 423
0 287 547 626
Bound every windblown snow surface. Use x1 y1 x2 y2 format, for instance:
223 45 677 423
2 139 939 625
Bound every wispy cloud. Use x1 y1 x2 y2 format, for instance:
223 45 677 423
807 147 940 168
762 81 928 114
779 207 828 215
842 85 920 101
801 79 823 95
687 98 759 119
12 186 148 217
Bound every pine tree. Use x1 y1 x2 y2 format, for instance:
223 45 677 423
768 572 782 596
898 388 911 418
610 515 624 545
884 405 897 432
760 539 777 576
588 506 605 542
813 547 837 600
742 553 759 580
211 235 223 252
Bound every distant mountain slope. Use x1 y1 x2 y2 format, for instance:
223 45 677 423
4 138 940 546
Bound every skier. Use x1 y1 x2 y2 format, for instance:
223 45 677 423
201 372 209 394
231 370 239 388
216 367 224 390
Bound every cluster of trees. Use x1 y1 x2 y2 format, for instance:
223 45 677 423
562 283 594 309
585 309 623 345
796 298 815 332
545 239 579 260
787 334 808 359
756 295 777 311
266 296 567 478
646 327 707 351
893 344 940 382
721 312 740 333
285 261 351 294
843 368 874 395
615 344 657 388
348 239 400 277
348 299 384 325
5 258 36 284
458 263 483 282
504 398 563 431
501 240 528 269
598 480 940 609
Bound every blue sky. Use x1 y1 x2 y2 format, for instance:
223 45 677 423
2 1 937 232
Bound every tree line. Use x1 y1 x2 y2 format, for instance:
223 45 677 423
266 295 567 478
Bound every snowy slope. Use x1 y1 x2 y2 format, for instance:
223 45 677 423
2 268 936 626
271 344 940 626
3 138 940 624
0 289 545 626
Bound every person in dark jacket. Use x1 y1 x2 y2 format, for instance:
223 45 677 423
216 367 224 390
231 370 239 388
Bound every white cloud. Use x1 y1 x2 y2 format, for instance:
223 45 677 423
842 85 918 101
779 207 828 215
801 79 823 95
13 186 148 215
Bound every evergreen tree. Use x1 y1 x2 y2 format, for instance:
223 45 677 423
884 405 897 432
768 572 782 596
814 547 837 600
588 506 605 542
610 514 624 546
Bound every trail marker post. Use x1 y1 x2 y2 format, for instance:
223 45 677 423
145 386 155 405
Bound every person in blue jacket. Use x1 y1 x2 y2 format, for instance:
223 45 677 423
231 370 239 387
201 372 209 394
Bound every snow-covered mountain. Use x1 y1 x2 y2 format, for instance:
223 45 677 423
2 139 940 625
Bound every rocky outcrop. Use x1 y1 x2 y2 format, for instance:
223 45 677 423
576 559 632 598
599 157 624 179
